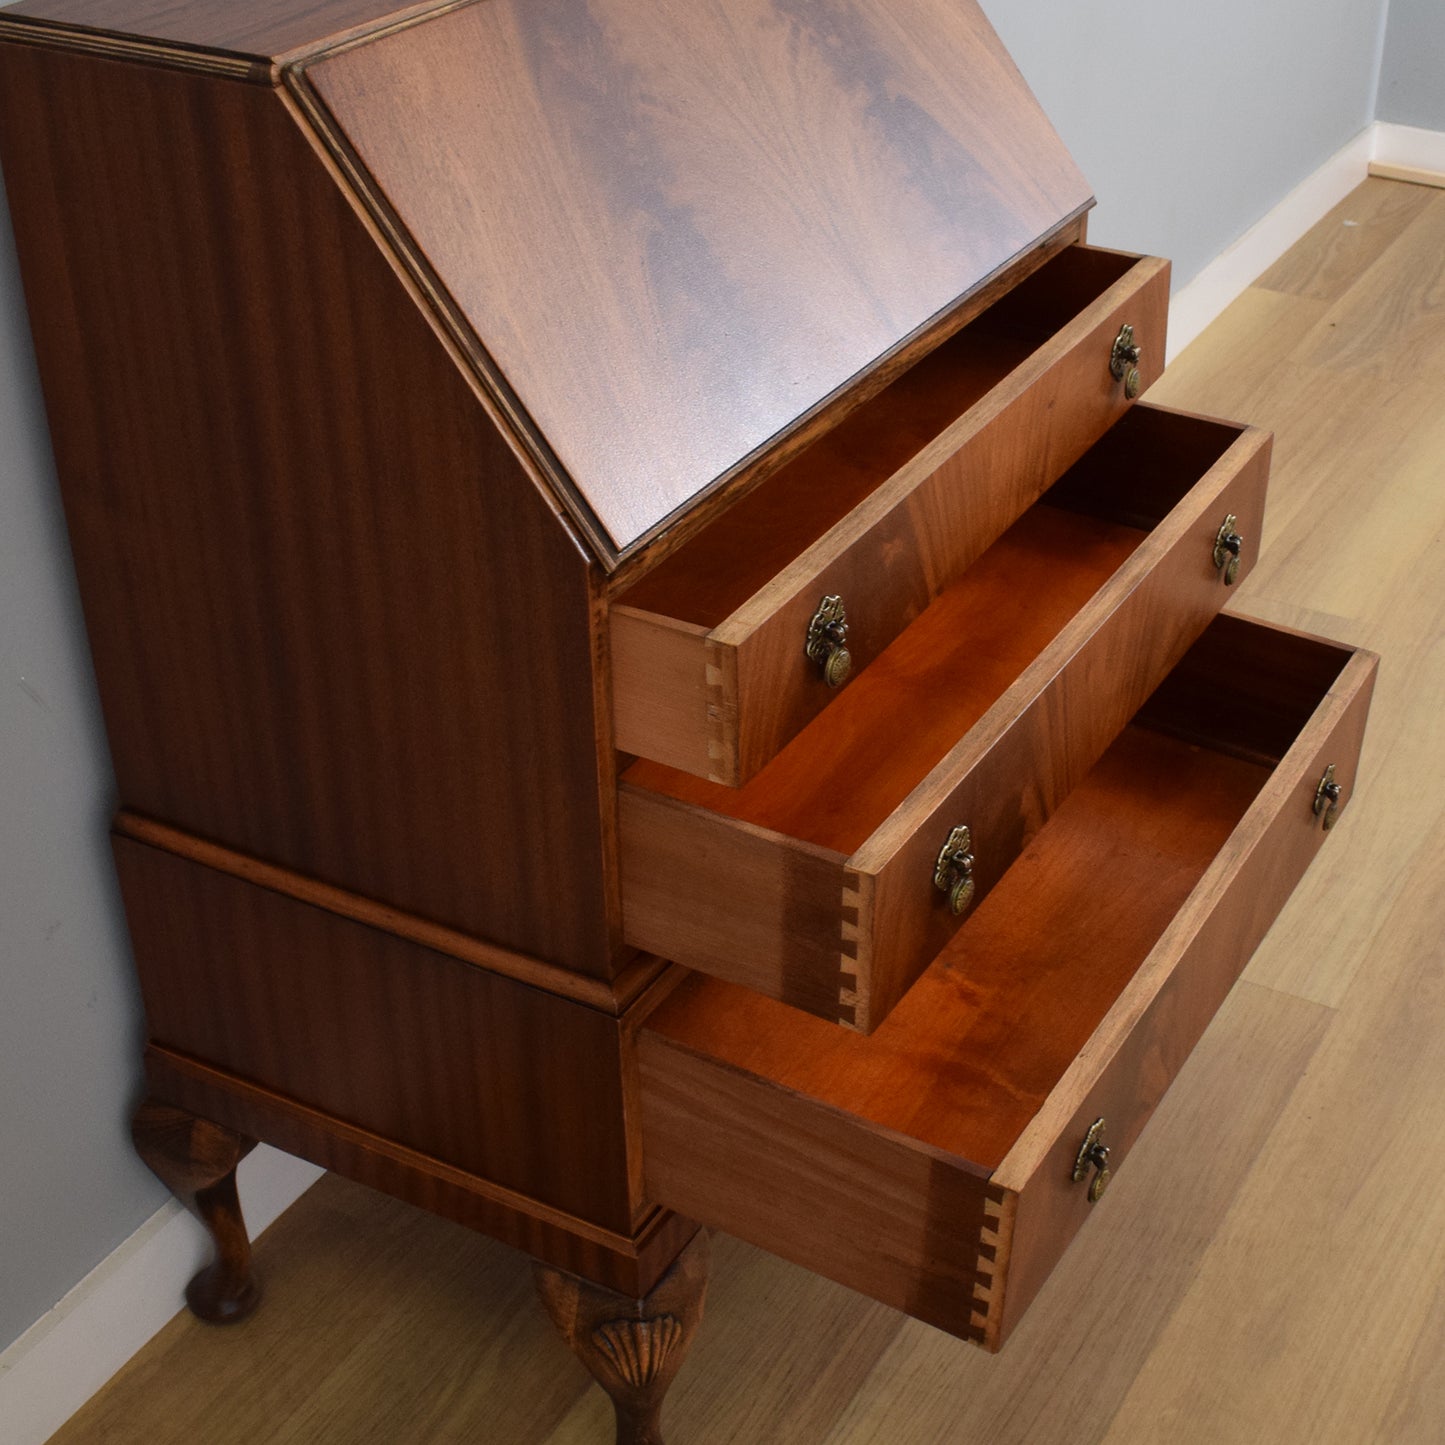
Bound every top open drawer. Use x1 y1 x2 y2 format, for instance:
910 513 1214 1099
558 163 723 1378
612 245 1170 785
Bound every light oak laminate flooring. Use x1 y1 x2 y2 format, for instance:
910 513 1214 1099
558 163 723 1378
48 178 1445 1445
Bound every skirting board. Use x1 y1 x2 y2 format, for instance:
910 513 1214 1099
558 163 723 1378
1169 121 1445 361
0 1147 323 1445
1370 121 1445 184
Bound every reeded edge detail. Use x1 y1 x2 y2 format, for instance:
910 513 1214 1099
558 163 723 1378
273 70 1099 575
278 69 610 563
0 16 270 82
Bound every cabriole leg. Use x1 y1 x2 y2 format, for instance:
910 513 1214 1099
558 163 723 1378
534 1231 709 1445
131 1097 261 1324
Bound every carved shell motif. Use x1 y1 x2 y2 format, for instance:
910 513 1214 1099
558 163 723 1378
591 1314 684 1387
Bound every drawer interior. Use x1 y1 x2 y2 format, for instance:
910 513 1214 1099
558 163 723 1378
641 614 1371 1346
645 614 1356 1172
623 406 1249 856
617 246 1151 628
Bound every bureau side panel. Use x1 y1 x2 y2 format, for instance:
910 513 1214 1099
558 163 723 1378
113 834 637 1232
0 45 618 975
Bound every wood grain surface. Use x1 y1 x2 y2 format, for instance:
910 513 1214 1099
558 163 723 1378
640 618 1375 1344
611 247 1170 783
0 43 625 976
534 1232 710 1445
131 1099 262 1325
304 0 1091 554
114 835 641 1233
2 0 440 61
622 407 1269 1029
46 177 1440 1445
146 1046 699 1297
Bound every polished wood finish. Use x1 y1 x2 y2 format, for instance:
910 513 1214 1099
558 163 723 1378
640 616 1377 1346
612 247 1171 783
0 0 1382 1431
113 835 641 1232
535 1232 709 1445
113 811 666 1015
146 1045 699 1298
3 0 437 61
0 43 623 976
622 405 1271 1029
131 1099 261 1324
303 0 1092 556
44 179 1429 1445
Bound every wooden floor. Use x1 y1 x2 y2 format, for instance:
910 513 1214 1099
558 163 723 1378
51 178 1445 1445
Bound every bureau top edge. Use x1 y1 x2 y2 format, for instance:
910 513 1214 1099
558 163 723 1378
1 0 1096 572
0 0 464 73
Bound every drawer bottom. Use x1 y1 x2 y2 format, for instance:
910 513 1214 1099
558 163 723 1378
639 613 1376 1347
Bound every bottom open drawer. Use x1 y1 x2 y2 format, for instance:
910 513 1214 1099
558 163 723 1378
638 613 1376 1349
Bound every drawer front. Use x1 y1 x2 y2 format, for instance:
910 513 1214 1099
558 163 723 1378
613 248 1171 785
985 620 1377 1347
638 616 1377 1348
622 407 1270 1032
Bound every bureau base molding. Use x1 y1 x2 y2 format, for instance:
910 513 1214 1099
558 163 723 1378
145 1047 698 1297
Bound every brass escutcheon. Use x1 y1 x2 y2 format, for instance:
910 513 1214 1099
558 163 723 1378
1213 513 1243 585
1072 1116 1112 1203
805 594 852 687
1110 323 1142 399
1314 762 1343 830
933 824 976 916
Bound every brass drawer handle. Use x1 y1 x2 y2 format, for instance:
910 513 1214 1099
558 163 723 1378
1213 513 1244 585
933 825 976 915
1110 323 1142 399
1314 763 1343 830
805 594 852 687
1072 1117 1112 1203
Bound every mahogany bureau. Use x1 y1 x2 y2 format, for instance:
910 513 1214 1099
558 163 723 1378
0 0 1375 1439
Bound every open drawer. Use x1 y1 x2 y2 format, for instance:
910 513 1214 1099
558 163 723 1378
612 246 1170 785
639 614 1377 1349
621 404 1269 1031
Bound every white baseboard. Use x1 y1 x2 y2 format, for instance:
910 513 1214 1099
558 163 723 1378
1371 121 1445 177
1167 126 1375 361
1168 121 1445 361
0 1147 323 1445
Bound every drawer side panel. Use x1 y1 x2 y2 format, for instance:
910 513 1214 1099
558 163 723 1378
990 644 1377 1347
640 1035 1004 1341
619 789 849 1019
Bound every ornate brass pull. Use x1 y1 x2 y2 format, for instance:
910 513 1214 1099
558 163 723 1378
1072 1117 1112 1203
1213 513 1243 585
933 825 976 916
805 594 852 687
1314 763 1343 830
1110 323 1142 399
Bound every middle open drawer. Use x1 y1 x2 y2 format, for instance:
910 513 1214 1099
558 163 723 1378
620 403 1270 1032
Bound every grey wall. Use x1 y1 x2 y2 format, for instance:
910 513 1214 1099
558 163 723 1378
984 0 1390 288
0 0 1420 1360
0 170 167 1352
1377 0 1445 131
